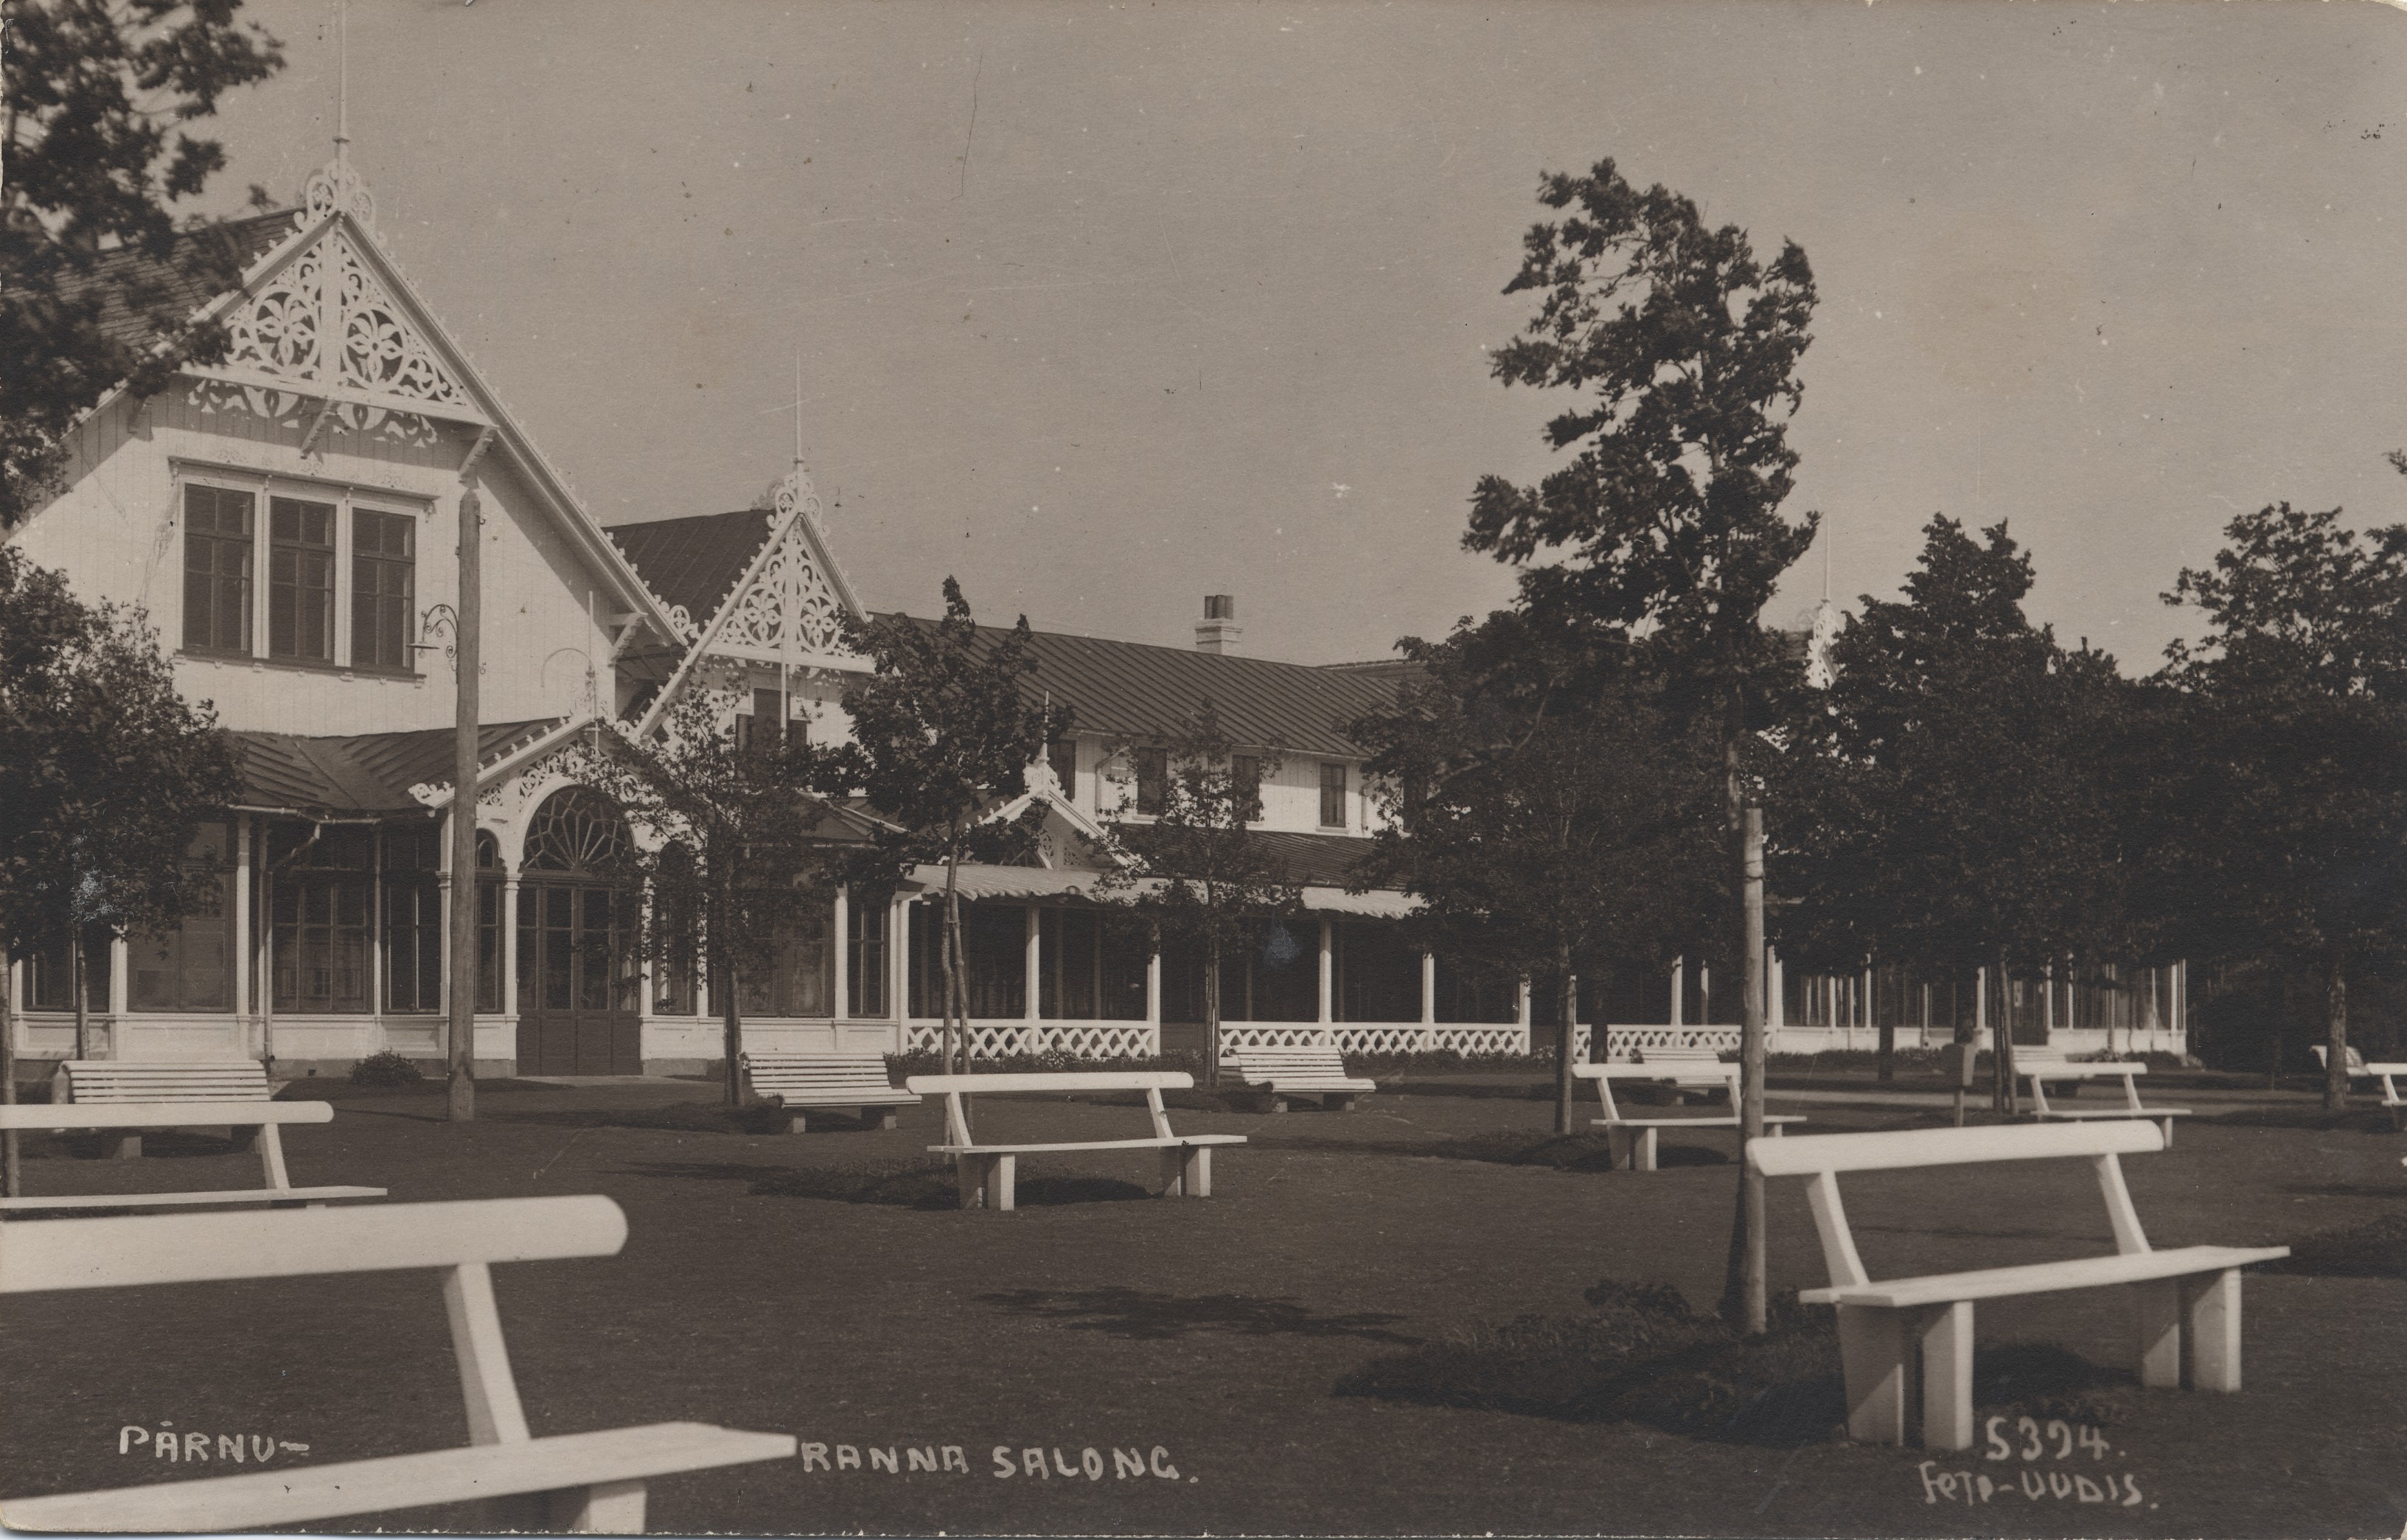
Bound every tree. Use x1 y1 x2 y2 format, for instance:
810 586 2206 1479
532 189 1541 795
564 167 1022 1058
1348 610 1724 1133
1777 517 2136 1108
1472 158 1820 1329
3 0 285 526
1090 702 1304 1090
0 546 239 1192
836 579 1065 1075
587 678 854 1109
2158 494 2407 1109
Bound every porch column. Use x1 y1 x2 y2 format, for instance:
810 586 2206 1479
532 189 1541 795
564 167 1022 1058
1974 966 1988 1049
1768 947 1783 1031
231 815 253 1028
890 895 910 1032
1316 916 1334 1030
107 933 129 1017
2042 961 2055 1042
501 877 522 1020
1669 957 1683 1028
369 825 386 1026
1144 929 1161 1051
831 885 849 1021
1516 975 1532 1053
1420 953 1435 1025
1023 905 1041 1031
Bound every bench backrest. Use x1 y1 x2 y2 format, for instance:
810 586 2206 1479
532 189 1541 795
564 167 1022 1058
1748 1121 2162 1291
902 1070 1193 1148
903 1071 1192 1095
1572 1061 1738 1126
57 1060 271 1103
1 1196 626 1447
1632 1046 1725 1065
0 1100 331 1132
741 1053 899 1087
1222 1047 1356 1083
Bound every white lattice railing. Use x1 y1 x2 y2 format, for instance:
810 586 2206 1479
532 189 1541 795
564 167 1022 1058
900 1021 1158 1060
1221 1023 1530 1056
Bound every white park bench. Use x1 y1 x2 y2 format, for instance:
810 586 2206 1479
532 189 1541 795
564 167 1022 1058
2016 1053 2191 1144
2312 1045 2407 1129
904 1071 1247 1211
1219 1045 1376 1112
737 1052 919 1132
0 1100 385 1213
1572 1061 1804 1171
1749 1121 2289 1451
50 1059 285 1159
0 1196 795 1533
2310 1044 2369 1074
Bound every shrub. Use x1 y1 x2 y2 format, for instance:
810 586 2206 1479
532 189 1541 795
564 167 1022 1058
349 1049 425 1087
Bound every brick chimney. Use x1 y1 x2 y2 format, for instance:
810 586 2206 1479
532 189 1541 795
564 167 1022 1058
1195 593 1241 653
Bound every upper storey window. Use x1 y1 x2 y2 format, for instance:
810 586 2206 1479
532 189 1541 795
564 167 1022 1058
269 495 337 663
177 468 425 675
181 485 254 655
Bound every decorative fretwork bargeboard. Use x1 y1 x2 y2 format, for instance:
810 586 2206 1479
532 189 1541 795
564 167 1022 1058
215 216 476 434
706 493 852 664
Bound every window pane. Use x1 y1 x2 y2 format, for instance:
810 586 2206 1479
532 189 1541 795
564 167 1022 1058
352 509 416 672
128 821 234 1012
847 897 885 1019
1320 762 1347 827
181 486 253 654
269 496 335 662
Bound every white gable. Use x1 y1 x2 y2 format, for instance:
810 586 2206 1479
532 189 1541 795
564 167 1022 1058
708 471 864 666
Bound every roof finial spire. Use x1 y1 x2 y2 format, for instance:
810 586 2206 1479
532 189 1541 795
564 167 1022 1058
334 0 349 167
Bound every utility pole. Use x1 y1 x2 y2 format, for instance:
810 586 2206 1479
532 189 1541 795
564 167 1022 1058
446 478 482 1122
1739 805 1767 1335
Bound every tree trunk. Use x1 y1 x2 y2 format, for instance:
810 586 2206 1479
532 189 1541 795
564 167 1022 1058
2324 955 2349 1112
1553 944 1575 1137
71 933 89 1061
2 933 19 1199
942 857 966 1075
1875 961 1895 1082
1202 931 1222 1090
2268 966 2288 1090
1994 948 2018 1117
447 484 483 1123
716 872 742 1109
1724 806 1767 1332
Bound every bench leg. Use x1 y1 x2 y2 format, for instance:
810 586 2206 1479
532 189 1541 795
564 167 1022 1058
1159 1146 1211 1198
111 1133 142 1161
2158 1116 2174 1148
2134 1280 2183 1389
1917 1301 1976 1452
547 1477 648 1533
1633 1127 1657 1172
2182 1268 2243 1393
787 1112 809 1134
868 1107 898 1132
1836 1305 1909 1445
1326 1094 1356 1114
983 1154 1017 1211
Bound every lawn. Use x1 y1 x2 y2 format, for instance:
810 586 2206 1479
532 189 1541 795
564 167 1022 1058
2 1073 2403 1537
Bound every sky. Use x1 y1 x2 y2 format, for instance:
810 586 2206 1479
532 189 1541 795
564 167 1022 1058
186 0 2407 670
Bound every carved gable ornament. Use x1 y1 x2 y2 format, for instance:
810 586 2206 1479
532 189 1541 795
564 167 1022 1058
205 162 482 436
702 467 865 668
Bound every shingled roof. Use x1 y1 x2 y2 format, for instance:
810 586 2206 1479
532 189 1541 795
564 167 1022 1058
232 720 560 816
63 210 302 351
605 509 776 635
896 618 1404 757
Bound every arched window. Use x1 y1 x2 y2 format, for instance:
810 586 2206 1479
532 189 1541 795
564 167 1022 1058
523 788 630 875
653 841 698 1015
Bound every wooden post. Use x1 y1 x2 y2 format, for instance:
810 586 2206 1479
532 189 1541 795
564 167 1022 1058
1738 806 1767 1336
446 484 482 1122
1 938 17 1198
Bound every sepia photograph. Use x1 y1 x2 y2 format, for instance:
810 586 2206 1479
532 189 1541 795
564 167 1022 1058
2 1 2405 1535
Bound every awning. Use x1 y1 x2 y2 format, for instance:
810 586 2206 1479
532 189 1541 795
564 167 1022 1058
1300 885 1419 919
902 863 1418 918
